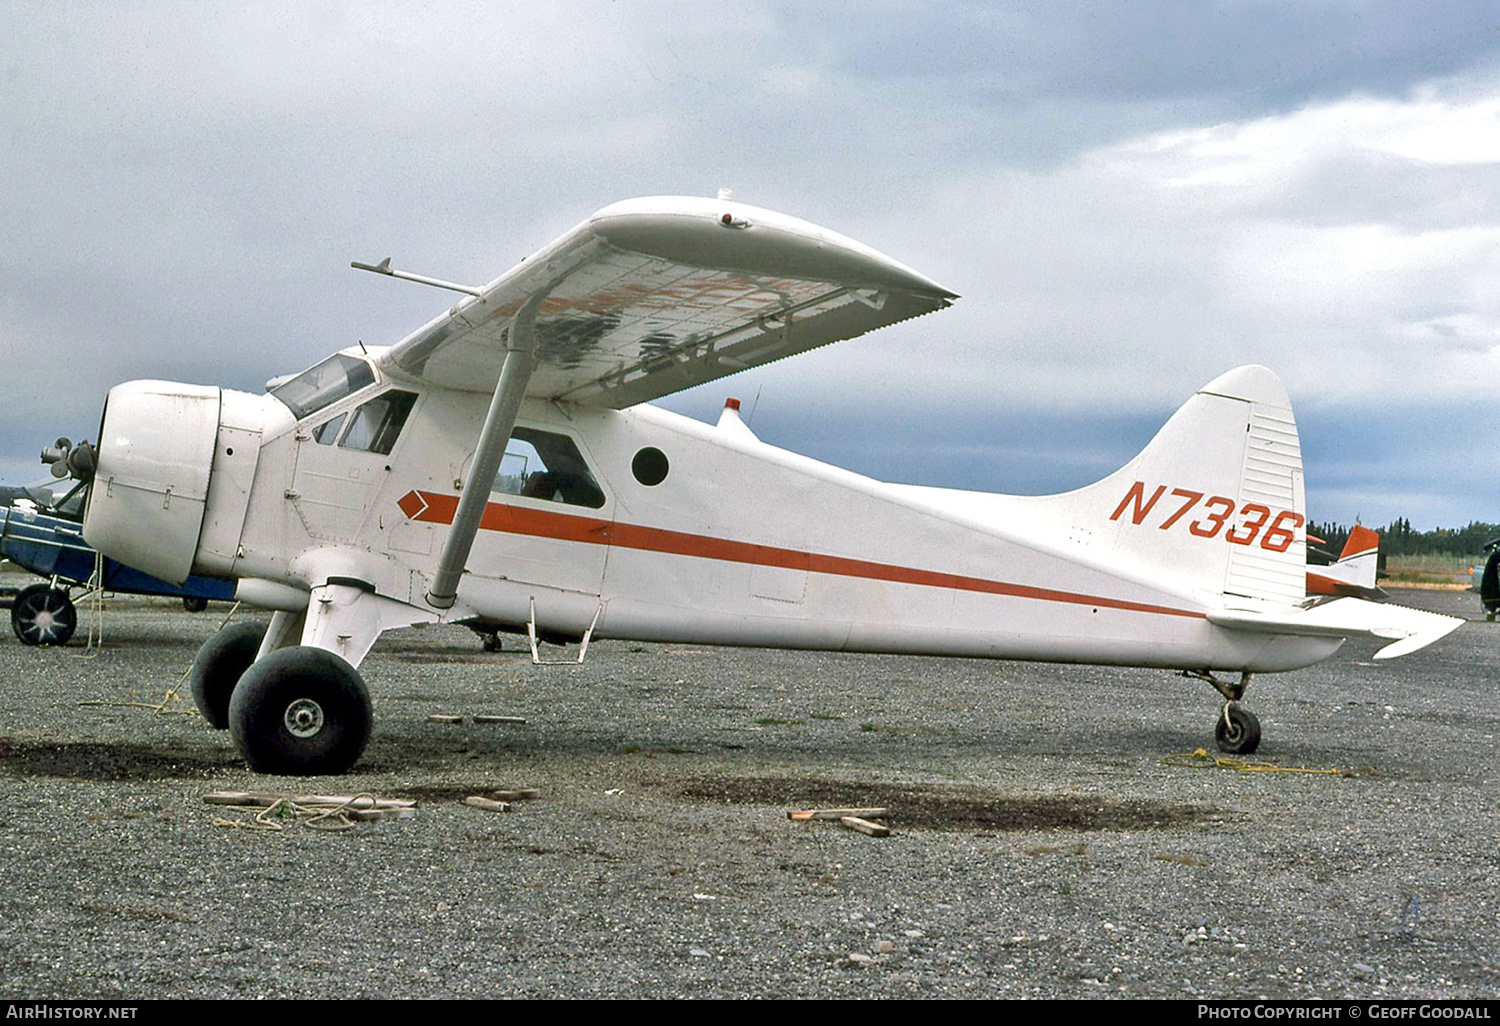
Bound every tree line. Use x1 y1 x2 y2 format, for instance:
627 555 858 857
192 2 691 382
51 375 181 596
1308 519 1500 562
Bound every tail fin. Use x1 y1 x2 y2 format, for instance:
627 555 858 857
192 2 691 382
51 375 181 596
1339 524 1380 562
1050 365 1306 605
992 365 1461 657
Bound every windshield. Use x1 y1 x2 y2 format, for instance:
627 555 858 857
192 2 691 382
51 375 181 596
270 353 376 419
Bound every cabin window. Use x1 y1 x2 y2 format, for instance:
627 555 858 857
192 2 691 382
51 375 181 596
340 390 419 455
271 353 376 419
491 427 605 509
631 447 669 486
312 413 345 445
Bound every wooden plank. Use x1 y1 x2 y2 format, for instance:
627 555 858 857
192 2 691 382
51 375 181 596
787 807 888 821
473 715 527 724
840 816 890 837
463 796 513 813
348 807 420 822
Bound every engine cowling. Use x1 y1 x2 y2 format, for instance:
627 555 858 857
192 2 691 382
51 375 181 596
84 381 279 585
85 381 220 584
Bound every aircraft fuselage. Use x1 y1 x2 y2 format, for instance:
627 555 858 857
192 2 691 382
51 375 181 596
190 367 1341 675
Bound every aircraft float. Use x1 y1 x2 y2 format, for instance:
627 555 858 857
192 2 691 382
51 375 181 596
48 196 1462 774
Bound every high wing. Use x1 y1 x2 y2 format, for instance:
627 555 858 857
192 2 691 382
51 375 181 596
374 196 957 408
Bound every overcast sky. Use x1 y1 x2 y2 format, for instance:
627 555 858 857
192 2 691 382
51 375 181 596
3 1 1498 530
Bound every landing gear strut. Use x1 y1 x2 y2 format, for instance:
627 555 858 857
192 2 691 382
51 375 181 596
1184 669 1262 755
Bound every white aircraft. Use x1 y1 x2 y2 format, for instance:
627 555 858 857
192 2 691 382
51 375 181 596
61 196 1461 775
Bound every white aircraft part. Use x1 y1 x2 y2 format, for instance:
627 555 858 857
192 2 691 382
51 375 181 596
427 305 539 608
1222 387 1305 604
715 398 759 443
1207 598 1462 660
401 384 1345 674
880 366 1308 613
235 577 311 612
85 380 220 584
195 389 278 576
377 196 956 408
300 582 433 668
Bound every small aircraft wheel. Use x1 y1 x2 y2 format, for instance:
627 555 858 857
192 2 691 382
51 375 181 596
228 646 372 776
189 622 267 729
10 584 77 646
482 631 503 653
1215 702 1261 755
182 596 209 613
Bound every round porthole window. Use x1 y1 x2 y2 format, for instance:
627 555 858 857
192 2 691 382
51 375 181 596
631 447 669 486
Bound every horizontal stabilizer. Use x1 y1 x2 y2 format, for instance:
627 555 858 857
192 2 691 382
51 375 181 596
1207 598 1463 660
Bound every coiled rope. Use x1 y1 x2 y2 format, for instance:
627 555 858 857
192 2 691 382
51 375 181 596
1163 748 1345 775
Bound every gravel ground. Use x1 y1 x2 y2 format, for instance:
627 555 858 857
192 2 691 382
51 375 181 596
0 587 1496 1000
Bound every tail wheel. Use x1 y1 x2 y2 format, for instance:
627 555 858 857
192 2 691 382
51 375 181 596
1215 702 1262 755
189 622 268 729
11 585 77 646
228 646 372 775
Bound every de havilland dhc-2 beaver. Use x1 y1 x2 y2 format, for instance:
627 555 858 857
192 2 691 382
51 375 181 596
43 195 1461 774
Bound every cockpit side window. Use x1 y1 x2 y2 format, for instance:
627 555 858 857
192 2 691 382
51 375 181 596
339 390 419 456
270 354 376 419
491 427 605 509
312 413 346 445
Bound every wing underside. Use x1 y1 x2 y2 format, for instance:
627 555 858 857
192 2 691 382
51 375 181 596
376 197 956 408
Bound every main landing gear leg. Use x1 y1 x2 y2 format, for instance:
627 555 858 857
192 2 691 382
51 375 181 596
223 582 437 775
1183 670 1262 755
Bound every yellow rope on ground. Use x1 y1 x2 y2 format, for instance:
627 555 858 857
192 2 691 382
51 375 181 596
155 601 242 713
76 601 243 716
77 662 195 715
1163 748 1344 775
213 794 384 833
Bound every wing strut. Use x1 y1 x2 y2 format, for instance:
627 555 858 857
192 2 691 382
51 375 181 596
425 295 543 609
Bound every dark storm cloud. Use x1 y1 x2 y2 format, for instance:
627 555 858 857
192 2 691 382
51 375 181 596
788 1 1500 110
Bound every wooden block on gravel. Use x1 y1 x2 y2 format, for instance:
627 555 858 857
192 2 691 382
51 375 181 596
464 796 513 813
787 807 888 821
840 816 890 837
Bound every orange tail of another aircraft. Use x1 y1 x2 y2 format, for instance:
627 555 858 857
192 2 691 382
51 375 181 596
1307 524 1385 600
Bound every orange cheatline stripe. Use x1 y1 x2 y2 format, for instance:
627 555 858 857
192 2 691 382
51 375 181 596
400 489 1205 620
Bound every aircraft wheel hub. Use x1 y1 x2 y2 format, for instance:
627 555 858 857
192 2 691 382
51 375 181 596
283 699 325 738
